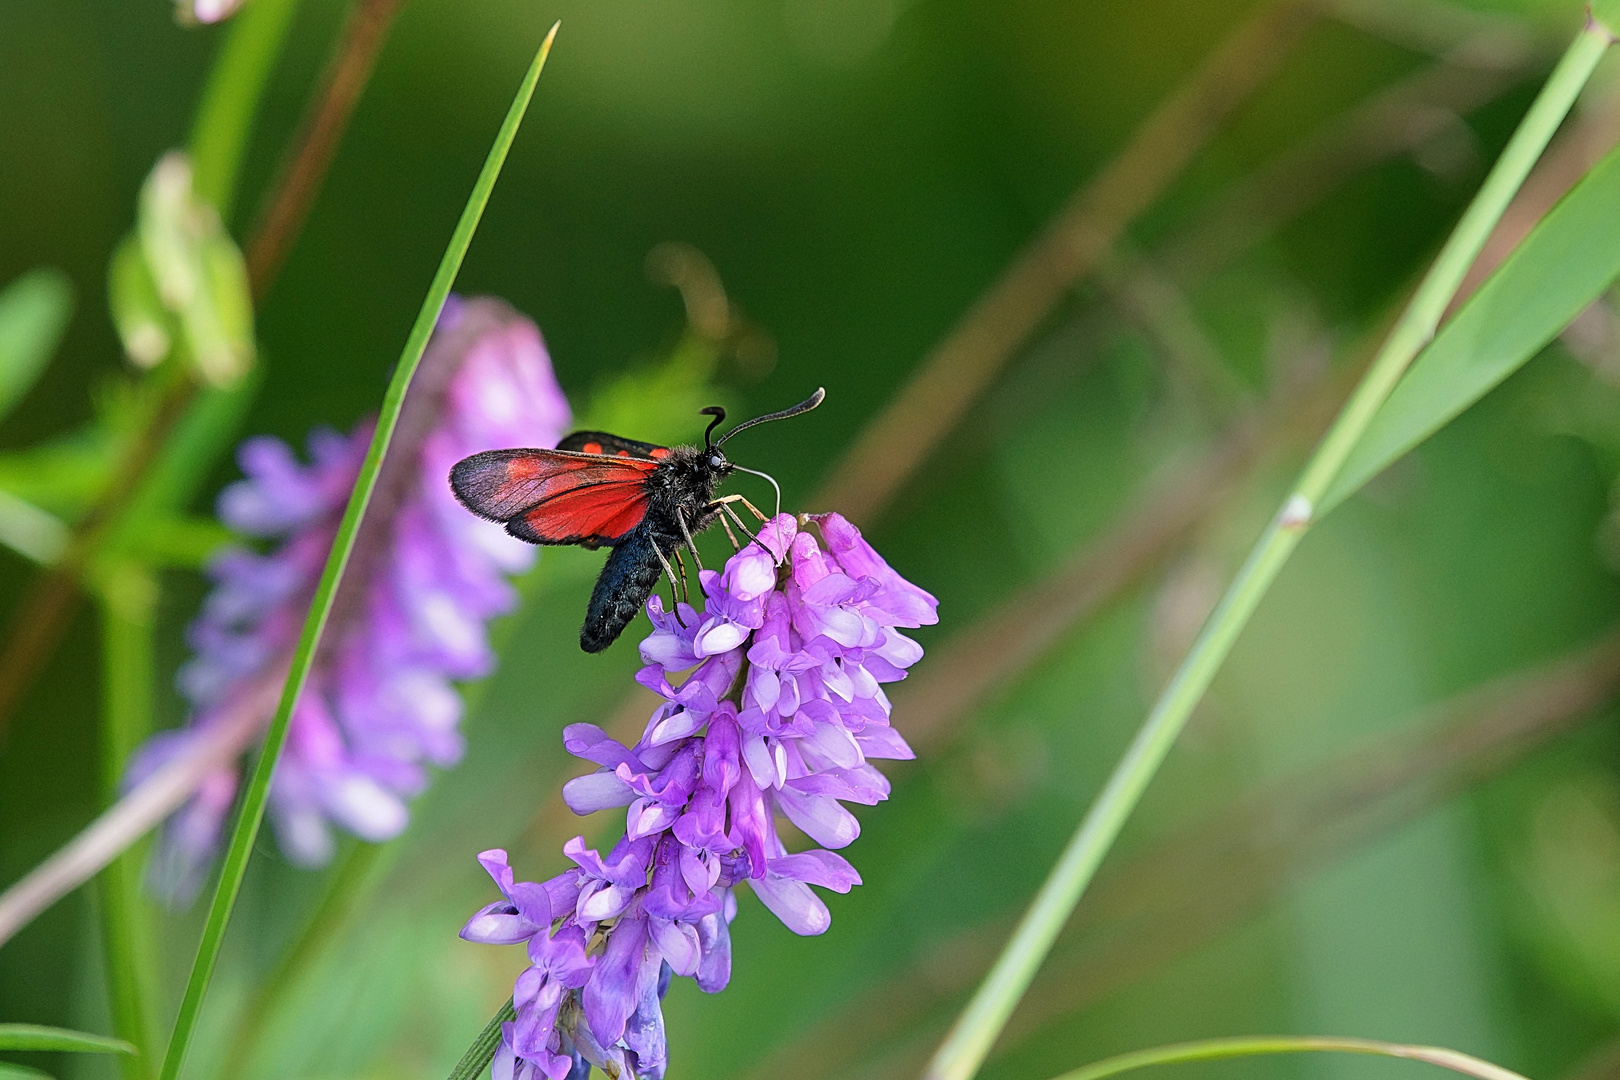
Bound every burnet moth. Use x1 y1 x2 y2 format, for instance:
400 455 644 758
449 388 825 652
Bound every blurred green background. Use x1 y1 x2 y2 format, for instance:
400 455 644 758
7 0 1620 1078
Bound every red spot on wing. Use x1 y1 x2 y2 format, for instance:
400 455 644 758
649 447 671 459
581 441 602 455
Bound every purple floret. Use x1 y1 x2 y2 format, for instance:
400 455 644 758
128 297 571 902
463 512 936 1078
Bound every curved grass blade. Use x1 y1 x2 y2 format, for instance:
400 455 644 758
0 1066 55 1080
1322 138 1620 511
154 24 561 1080
0 1025 135 1056
922 21 1613 1080
1045 1036 1528 1080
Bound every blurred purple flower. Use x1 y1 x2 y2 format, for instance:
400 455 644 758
182 0 249 24
127 296 571 902
463 513 936 1079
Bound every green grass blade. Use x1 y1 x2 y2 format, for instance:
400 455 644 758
1045 1036 1528 1080
1321 139 1620 511
97 566 161 1080
0 269 72 425
154 24 560 1080
0 1025 134 1055
922 23 1612 1080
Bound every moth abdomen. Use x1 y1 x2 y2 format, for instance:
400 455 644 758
581 527 666 653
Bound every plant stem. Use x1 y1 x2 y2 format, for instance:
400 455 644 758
155 26 558 1080
920 22 1613 1080
96 564 161 1080
190 0 306 220
812 0 1319 524
246 0 406 296
444 999 515 1080
1045 1035 1528 1080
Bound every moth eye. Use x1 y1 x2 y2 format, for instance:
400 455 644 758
709 454 724 468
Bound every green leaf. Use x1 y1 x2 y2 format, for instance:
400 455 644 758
117 515 235 570
0 268 73 424
0 1025 134 1055
155 24 561 1080
0 427 119 519
1323 139 1620 512
0 489 69 565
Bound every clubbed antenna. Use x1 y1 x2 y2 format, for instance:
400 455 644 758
700 406 727 449
713 387 825 448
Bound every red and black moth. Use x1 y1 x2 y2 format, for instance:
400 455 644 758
449 388 825 652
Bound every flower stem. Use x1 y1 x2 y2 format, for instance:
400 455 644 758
189 0 306 220
921 21 1613 1080
444 999 516 1080
96 564 161 1080
155 25 560 1080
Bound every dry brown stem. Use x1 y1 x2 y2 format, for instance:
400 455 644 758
811 0 1322 524
245 0 406 296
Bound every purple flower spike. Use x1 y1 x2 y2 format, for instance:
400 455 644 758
462 512 935 1076
130 298 571 902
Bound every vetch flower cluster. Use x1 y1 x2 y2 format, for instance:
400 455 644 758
128 297 571 901
462 513 937 1079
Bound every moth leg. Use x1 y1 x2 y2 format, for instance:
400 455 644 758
718 511 741 552
652 542 682 610
675 507 705 572
713 492 770 523
716 501 766 554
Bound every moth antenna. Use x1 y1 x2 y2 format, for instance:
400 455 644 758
700 406 727 449
713 387 825 448
731 464 783 520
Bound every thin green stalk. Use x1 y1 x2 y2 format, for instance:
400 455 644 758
921 21 1613 1080
1046 1036 1528 1080
221 533 551 1069
444 1000 516 1080
189 0 306 219
155 25 560 1080
97 565 161 1080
